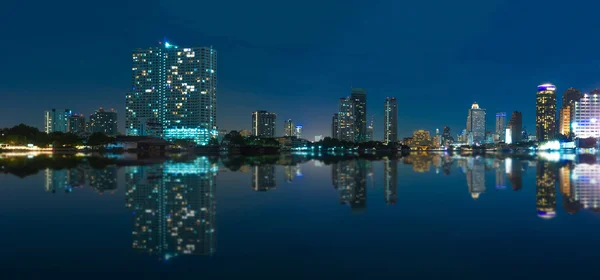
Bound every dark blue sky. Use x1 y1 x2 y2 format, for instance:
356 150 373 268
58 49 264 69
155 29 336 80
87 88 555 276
2 0 600 140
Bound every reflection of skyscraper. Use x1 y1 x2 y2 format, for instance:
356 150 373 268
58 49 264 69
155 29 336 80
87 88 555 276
252 165 276 191
467 157 486 199
572 163 600 211
125 158 217 259
284 165 294 183
87 166 118 194
331 160 368 213
536 162 557 219
506 158 523 191
506 111 522 144
383 97 398 144
495 160 506 190
559 164 581 214
44 168 87 193
383 159 398 205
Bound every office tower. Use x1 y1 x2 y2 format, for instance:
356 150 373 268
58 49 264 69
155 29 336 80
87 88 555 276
44 109 71 133
294 125 302 138
559 88 582 136
572 163 600 211
383 159 398 205
366 117 374 142
495 112 506 142
384 97 398 144
351 88 367 143
536 162 557 219
68 114 86 134
89 108 118 136
506 111 522 144
252 110 276 137
252 165 276 191
331 113 339 139
441 126 453 146
467 157 486 199
536 84 557 141
337 97 355 141
572 90 600 139
127 42 217 145
284 119 294 137
125 158 218 259
466 102 486 145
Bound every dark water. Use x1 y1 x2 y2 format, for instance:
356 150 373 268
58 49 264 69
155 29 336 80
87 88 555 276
1 153 600 279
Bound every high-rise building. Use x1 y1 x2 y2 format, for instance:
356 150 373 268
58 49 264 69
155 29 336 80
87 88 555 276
495 112 506 142
384 97 398 144
466 102 486 145
337 97 355 142
127 42 217 145
294 125 302 138
366 117 374 142
44 109 71 133
536 162 557 219
252 110 276 137
536 84 557 142
441 126 453 146
331 113 339 139
89 108 118 136
560 87 583 136
284 119 294 137
572 90 600 139
351 88 367 143
506 111 522 144
68 114 86 134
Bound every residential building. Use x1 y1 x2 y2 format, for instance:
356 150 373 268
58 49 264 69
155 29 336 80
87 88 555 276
560 87 582 136
252 110 276 137
284 119 294 137
68 114 86 134
536 84 557 141
89 108 118 136
466 102 486 145
351 88 367 143
337 97 355 142
294 125 302 138
383 97 398 144
127 41 217 145
572 90 600 139
495 112 506 142
411 130 431 148
366 117 374 142
44 109 71 133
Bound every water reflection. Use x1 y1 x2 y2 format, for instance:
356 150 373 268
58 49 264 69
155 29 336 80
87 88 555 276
331 160 369 213
536 162 557 219
252 165 276 191
124 158 217 260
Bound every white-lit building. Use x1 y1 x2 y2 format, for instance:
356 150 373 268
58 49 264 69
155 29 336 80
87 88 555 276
466 102 486 145
126 41 217 144
252 110 276 137
572 90 600 139
44 109 72 134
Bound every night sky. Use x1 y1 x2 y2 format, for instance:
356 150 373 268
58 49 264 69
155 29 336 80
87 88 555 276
2 0 600 140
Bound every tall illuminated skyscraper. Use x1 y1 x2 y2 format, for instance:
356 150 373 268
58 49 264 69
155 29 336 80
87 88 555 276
284 119 294 137
252 110 276 137
127 41 217 144
384 97 398 144
559 88 581 136
44 109 71 133
572 89 600 139
536 84 557 141
466 102 486 145
337 97 355 141
351 88 367 143
495 112 506 142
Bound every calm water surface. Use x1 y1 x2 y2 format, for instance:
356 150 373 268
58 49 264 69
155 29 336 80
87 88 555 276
1 153 600 279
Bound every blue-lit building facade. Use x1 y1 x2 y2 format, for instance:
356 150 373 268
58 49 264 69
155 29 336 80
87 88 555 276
127 41 218 145
44 109 72 133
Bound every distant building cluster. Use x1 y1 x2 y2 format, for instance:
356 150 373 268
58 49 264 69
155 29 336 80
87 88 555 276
44 107 118 136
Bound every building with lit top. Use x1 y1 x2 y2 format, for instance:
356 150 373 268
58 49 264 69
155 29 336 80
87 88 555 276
89 108 118 136
560 87 582 136
127 41 217 145
572 90 600 139
536 84 557 141
495 112 506 142
44 109 71 133
252 110 276 137
294 125 302 138
466 102 486 145
384 97 398 144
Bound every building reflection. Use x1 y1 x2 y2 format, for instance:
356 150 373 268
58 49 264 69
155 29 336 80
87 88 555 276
536 162 557 219
283 165 302 183
494 159 506 190
87 166 118 194
125 157 217 260
383 158 398 205
331 160 368 213
559 164 582 214
467 157 486 199
44 166 110 193
506 158 523 191
253 165 276 191
572 163 600 211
